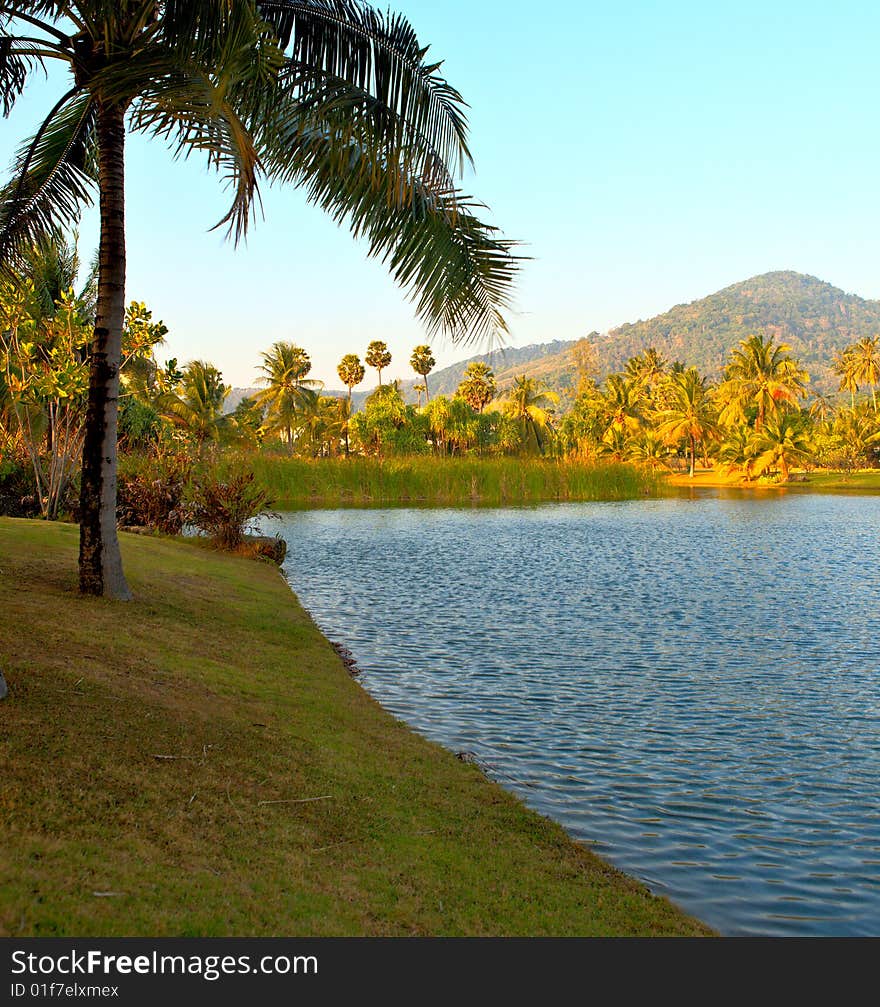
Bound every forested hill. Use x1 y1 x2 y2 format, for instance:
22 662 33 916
593 271 880 388
230 272 879 408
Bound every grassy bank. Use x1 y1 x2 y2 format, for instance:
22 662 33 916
667 468 880 493
249 456 661 508
0 519 709 936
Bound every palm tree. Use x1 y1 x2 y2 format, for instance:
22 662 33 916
0 2 518 599
654 367 719 477
808 391 836 424
599 374 643 437
851 336 880 413
833 349 859 410
503 375 558 454
255 341 319 452
366 340 392 386
158 359 229 451
457 360 496 413
336 352 364 456
409 344 435 402
718 334 808 429
750 412 812 482
625 347 667 393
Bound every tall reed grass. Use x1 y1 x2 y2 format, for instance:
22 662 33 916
248 456 662 507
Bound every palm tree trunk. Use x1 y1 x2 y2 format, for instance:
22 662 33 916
424 374 430 402
345 387 351 456
689 434 696 478
78 100 132 601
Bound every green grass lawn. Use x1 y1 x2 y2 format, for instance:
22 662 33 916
0 519 710 936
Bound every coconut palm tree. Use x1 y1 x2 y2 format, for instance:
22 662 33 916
158 359 229 451
366 340 392 387
0 2 518 598
336 352 364 455
750 412 813 482
457 360 496 413
654 367 719 477
255 341 319 452
850 336 880 413
409 344 435 402
503 375 558 454
833 349 859 410
717 334 808 429
625 347 668 395
599 374 643 437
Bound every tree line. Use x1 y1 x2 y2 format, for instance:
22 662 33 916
3 240 878 512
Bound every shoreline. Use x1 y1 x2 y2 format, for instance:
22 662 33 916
0 518 711 937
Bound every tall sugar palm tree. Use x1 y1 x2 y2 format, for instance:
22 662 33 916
654 366 719 477
0 1 519 599
366 339 392 387
409 343 435 402
336 351 364 455
717 334 808 429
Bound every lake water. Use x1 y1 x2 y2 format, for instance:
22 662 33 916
265 493 880 936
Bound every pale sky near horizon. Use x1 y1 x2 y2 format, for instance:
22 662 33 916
2 1 880 388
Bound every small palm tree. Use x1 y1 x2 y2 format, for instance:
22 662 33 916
654 367 719 477
1 2 518 598
410 344 435 402
366 340 392 387
457 360 496 413
751 412 813 482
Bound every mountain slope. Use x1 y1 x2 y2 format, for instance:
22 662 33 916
594 271 880 387
463 271 880 397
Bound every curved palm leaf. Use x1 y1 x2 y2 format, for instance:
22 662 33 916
0 85 96 275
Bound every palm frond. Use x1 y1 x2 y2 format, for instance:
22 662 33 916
94 46 270 244
261 117 519 343
258 0 471 176
0 30 47 115
0 85 96 278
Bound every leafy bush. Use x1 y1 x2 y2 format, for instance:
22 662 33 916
117 455 191 534
0 456 39 517
187 469 274 549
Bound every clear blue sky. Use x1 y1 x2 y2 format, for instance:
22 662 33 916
3 1 880 388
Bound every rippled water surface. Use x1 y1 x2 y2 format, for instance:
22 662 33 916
267 494 880 935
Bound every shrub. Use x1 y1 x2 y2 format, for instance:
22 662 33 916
117 455 191 534
187 469 274 549
0 456 39 517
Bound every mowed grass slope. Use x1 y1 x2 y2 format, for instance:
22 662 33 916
0 519 710 936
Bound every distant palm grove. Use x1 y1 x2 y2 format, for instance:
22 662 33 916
2 234 879 527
